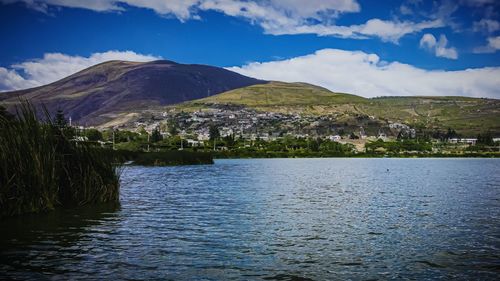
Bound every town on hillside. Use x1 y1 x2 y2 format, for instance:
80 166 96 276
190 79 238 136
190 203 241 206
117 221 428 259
68 105 499 156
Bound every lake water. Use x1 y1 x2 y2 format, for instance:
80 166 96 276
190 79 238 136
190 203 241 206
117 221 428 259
1 158 499 280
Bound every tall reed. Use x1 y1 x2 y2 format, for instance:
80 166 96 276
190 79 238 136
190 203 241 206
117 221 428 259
0 102 120 218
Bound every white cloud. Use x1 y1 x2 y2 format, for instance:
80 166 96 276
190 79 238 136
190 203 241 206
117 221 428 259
357 19 443 43
0 50 161 91
473 19 500 33
419 0 498 33
473 36 500 53
0 67 39 91
1 0 125 13
460 0 496 7
419 33 437 49
419 34 458 59
227 49 499 98
255 18 444 43
1 0 443 43
121 0 200 20
2 0 360 20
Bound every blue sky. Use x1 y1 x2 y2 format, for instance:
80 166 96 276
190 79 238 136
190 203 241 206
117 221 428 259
1 0 499 98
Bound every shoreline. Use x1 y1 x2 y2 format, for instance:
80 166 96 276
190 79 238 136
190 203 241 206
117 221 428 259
211 152 500 159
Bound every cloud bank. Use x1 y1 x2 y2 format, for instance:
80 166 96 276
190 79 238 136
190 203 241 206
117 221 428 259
227 49 500 99
0 50 161 91
1 0 445 43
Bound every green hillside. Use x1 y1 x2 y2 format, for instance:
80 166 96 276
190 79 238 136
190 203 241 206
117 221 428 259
194 81 366 105
183 81 367 115
359 97 500 134
179 82 500 136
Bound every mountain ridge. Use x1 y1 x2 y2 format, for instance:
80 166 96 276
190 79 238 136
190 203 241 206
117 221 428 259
0 60 267 125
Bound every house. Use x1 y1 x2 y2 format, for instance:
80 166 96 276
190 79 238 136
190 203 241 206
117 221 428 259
389 122 410 130
328 135 342 142
187 139 202 147
71 136 88 142
359 127 367 139
448 138 477 145
197 133 210 141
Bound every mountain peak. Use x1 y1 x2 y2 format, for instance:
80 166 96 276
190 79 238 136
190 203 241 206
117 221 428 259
0 60 267 125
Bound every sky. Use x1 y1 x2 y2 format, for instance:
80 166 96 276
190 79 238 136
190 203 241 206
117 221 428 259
0 0 499 98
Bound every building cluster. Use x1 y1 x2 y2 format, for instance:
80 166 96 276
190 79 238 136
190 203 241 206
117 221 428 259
127 105 419 143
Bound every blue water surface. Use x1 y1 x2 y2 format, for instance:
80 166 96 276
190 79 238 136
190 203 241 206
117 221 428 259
1 158 499 280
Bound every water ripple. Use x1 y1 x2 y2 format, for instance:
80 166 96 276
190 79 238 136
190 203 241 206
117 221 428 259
1 158 499 280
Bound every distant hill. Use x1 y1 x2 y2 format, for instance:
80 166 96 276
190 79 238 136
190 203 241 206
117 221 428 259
182 81 367 114
0 60 266 125
190 81 366 105
358 96 500 135
180 82 500 136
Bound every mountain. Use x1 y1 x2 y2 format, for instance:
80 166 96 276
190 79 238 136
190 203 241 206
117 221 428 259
1 61 498 135
180 82 500 136
0 60 266 125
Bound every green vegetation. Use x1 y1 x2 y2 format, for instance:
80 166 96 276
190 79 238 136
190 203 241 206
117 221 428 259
76 127 214 165
365 139 432 154
215 136 355 158
115 150 213 166
363 138 499 157
88 123 499 159
359 97 500 136
181 81 366 115
0 103 120 218
192 82 366 106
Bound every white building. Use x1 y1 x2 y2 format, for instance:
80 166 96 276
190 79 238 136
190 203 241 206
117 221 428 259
187 139 202 147
448 138 477 145
328 135 342 142
197 133 210 141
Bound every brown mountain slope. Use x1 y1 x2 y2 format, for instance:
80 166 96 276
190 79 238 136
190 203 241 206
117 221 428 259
0 60 266 125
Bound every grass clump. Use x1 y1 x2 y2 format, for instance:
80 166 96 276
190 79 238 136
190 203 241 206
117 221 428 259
0 102 120 218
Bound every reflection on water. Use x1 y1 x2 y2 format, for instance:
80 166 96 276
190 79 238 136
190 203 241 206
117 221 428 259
1 158 499 280
0 203 120 280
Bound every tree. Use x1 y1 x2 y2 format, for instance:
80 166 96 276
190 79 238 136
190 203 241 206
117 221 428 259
54 109 67 128
51 109 76 138
223 134 236 147
168 118 179 136
477 132 494 146
138 126 147 136
445 128 458 139
309 137 321 152
209 124 220 141
85 129 103 142
151 127 163 143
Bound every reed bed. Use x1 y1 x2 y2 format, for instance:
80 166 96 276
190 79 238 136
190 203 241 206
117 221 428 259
0 102 120 218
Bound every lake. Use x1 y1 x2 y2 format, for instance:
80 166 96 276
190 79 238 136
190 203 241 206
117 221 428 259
1 158 499 280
